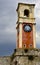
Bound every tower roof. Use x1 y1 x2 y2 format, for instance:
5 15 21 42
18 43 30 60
16 3 35 11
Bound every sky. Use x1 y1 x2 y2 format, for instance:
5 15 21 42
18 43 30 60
0 0 40 56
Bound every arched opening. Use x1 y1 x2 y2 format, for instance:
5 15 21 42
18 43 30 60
23 44 26 48
24 9 29 17
30 44 32 47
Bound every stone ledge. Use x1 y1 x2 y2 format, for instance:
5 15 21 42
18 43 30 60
14 48 40 56
11 48 40 65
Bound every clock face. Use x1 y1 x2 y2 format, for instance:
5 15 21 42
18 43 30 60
23 24 32 32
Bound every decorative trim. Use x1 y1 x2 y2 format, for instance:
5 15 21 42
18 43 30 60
19 17 35 19
16 22 36 25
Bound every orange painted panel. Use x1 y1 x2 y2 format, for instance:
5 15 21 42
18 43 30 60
22 23 33 48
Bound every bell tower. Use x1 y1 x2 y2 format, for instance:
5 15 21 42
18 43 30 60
16 3 36 48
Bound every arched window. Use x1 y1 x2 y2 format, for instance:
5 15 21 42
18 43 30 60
24 9 29 17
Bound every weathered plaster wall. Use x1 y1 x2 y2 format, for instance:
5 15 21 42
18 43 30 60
0 49 40 65
11 49 40 65
0 56 10 65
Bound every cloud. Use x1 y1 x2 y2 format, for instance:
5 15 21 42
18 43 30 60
36 32 40 40
16 0 38 4
0 43 16 56
36 32 40 48
34 0 40 18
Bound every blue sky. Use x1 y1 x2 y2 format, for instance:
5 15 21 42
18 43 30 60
0 0 40 56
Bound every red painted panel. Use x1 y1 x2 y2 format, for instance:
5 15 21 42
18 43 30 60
22 23 33 48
